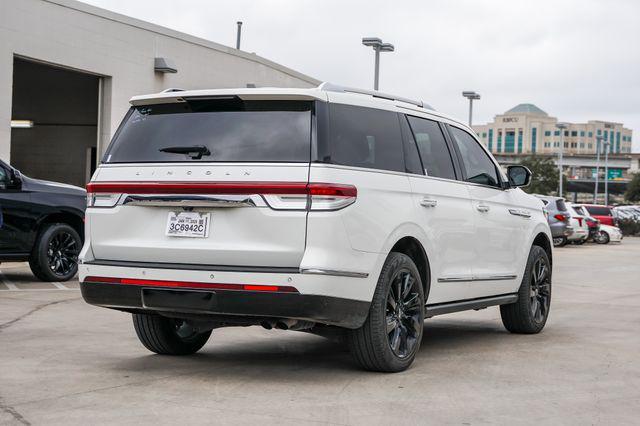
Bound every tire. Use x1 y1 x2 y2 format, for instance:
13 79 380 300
29 223 82 282
574 239 586 245
132 313 212 355
595 231 610 244
348 252 425 372
552 236 567 247
500 246 551 334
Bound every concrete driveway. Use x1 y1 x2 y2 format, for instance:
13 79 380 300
1 239 639 425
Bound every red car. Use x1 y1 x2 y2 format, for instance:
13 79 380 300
574 204 616 226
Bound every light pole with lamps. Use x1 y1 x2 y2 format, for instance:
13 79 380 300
604 140 611 206
462 91 481 127
594 135 604 203
556 122 568 197
362 37 394 91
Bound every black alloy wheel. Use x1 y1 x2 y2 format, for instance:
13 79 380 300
386 269 423 359
348 252 425 372
47 230 80 277
29 223 82 282
501 245 552 334
529 257 551 324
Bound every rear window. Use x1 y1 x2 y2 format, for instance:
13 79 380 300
103 99 312 163
556 199 568 211
318 103 405 172
585 206 612 216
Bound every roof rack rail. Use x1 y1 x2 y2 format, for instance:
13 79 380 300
319 82 434 110
161 88 185 93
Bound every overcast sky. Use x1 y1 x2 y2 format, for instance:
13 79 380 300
81 0 640 152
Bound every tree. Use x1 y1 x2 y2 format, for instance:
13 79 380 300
625 172 640 203
518 155 560 195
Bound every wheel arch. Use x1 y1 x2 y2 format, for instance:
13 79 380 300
389 236 431 300
532 232 553 268
36 210 84 243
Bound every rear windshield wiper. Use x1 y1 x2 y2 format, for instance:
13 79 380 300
159 145 211 160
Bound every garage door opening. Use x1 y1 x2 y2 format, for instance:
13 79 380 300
10 57 100 188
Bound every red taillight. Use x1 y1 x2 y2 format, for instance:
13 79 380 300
577 218 583 226
83 276 298 293
554 214 567 221
86 181 357 211
86 181 310 195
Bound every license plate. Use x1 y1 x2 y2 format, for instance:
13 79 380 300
165 212 210 238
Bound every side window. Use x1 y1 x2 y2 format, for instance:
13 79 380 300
327 104 404 172
449 126 500 187
398 114 424 175
406 116 456 180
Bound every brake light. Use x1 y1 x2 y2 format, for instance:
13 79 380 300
577 218 583 227
86 181 357 211
83 276 298 293
554 214 567 221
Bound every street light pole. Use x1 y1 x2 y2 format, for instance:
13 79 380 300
462 91 481 127
594 135 604 203
362 37 395 91
556 123 568 197
604 140 610 206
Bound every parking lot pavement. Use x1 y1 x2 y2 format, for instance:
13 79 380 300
1 240 639 425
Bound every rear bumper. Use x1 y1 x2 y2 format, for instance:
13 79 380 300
80 280 370 329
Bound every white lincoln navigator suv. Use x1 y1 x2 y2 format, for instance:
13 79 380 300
80 83 552 372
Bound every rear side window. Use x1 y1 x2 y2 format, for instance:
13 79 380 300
322 104 404 172
585 206 612 216
103 99 312 163
406 116 456 180
449 126 500 187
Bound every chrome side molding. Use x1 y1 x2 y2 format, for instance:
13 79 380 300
438 274 517 283
301 268 369 278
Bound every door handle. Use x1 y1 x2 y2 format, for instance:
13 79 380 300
476 204 490 213
420 197 438 208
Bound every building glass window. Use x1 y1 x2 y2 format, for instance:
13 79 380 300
564 130 569 137
580 142 584 148
597 129 601 135
554 130 560 136
482 132 487 138
517 129 523 153
544 130 551 137
580 131 585 137
571 131 577 137
531 128 537 153
488 129 493 151
588 131 593 138
505 131 515 153
616 132 621 153
497 131 502 152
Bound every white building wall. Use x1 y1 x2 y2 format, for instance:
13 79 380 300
0 0 319 160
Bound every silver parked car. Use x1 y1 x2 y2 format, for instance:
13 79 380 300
535 195 573 247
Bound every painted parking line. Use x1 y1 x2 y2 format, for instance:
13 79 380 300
0 272 19 290
0 271 79 291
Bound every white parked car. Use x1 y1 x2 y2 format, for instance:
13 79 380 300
566 204 589 244
596 224 623 244
80 84 553 372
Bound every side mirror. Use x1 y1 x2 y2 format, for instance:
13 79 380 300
7 168 22 190
507 165 532 188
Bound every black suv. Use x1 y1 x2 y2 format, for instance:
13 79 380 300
0 160 85 281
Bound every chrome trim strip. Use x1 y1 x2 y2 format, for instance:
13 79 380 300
438 274 517 283
509 208 532 218
300 268 369 278
121 194 262 208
